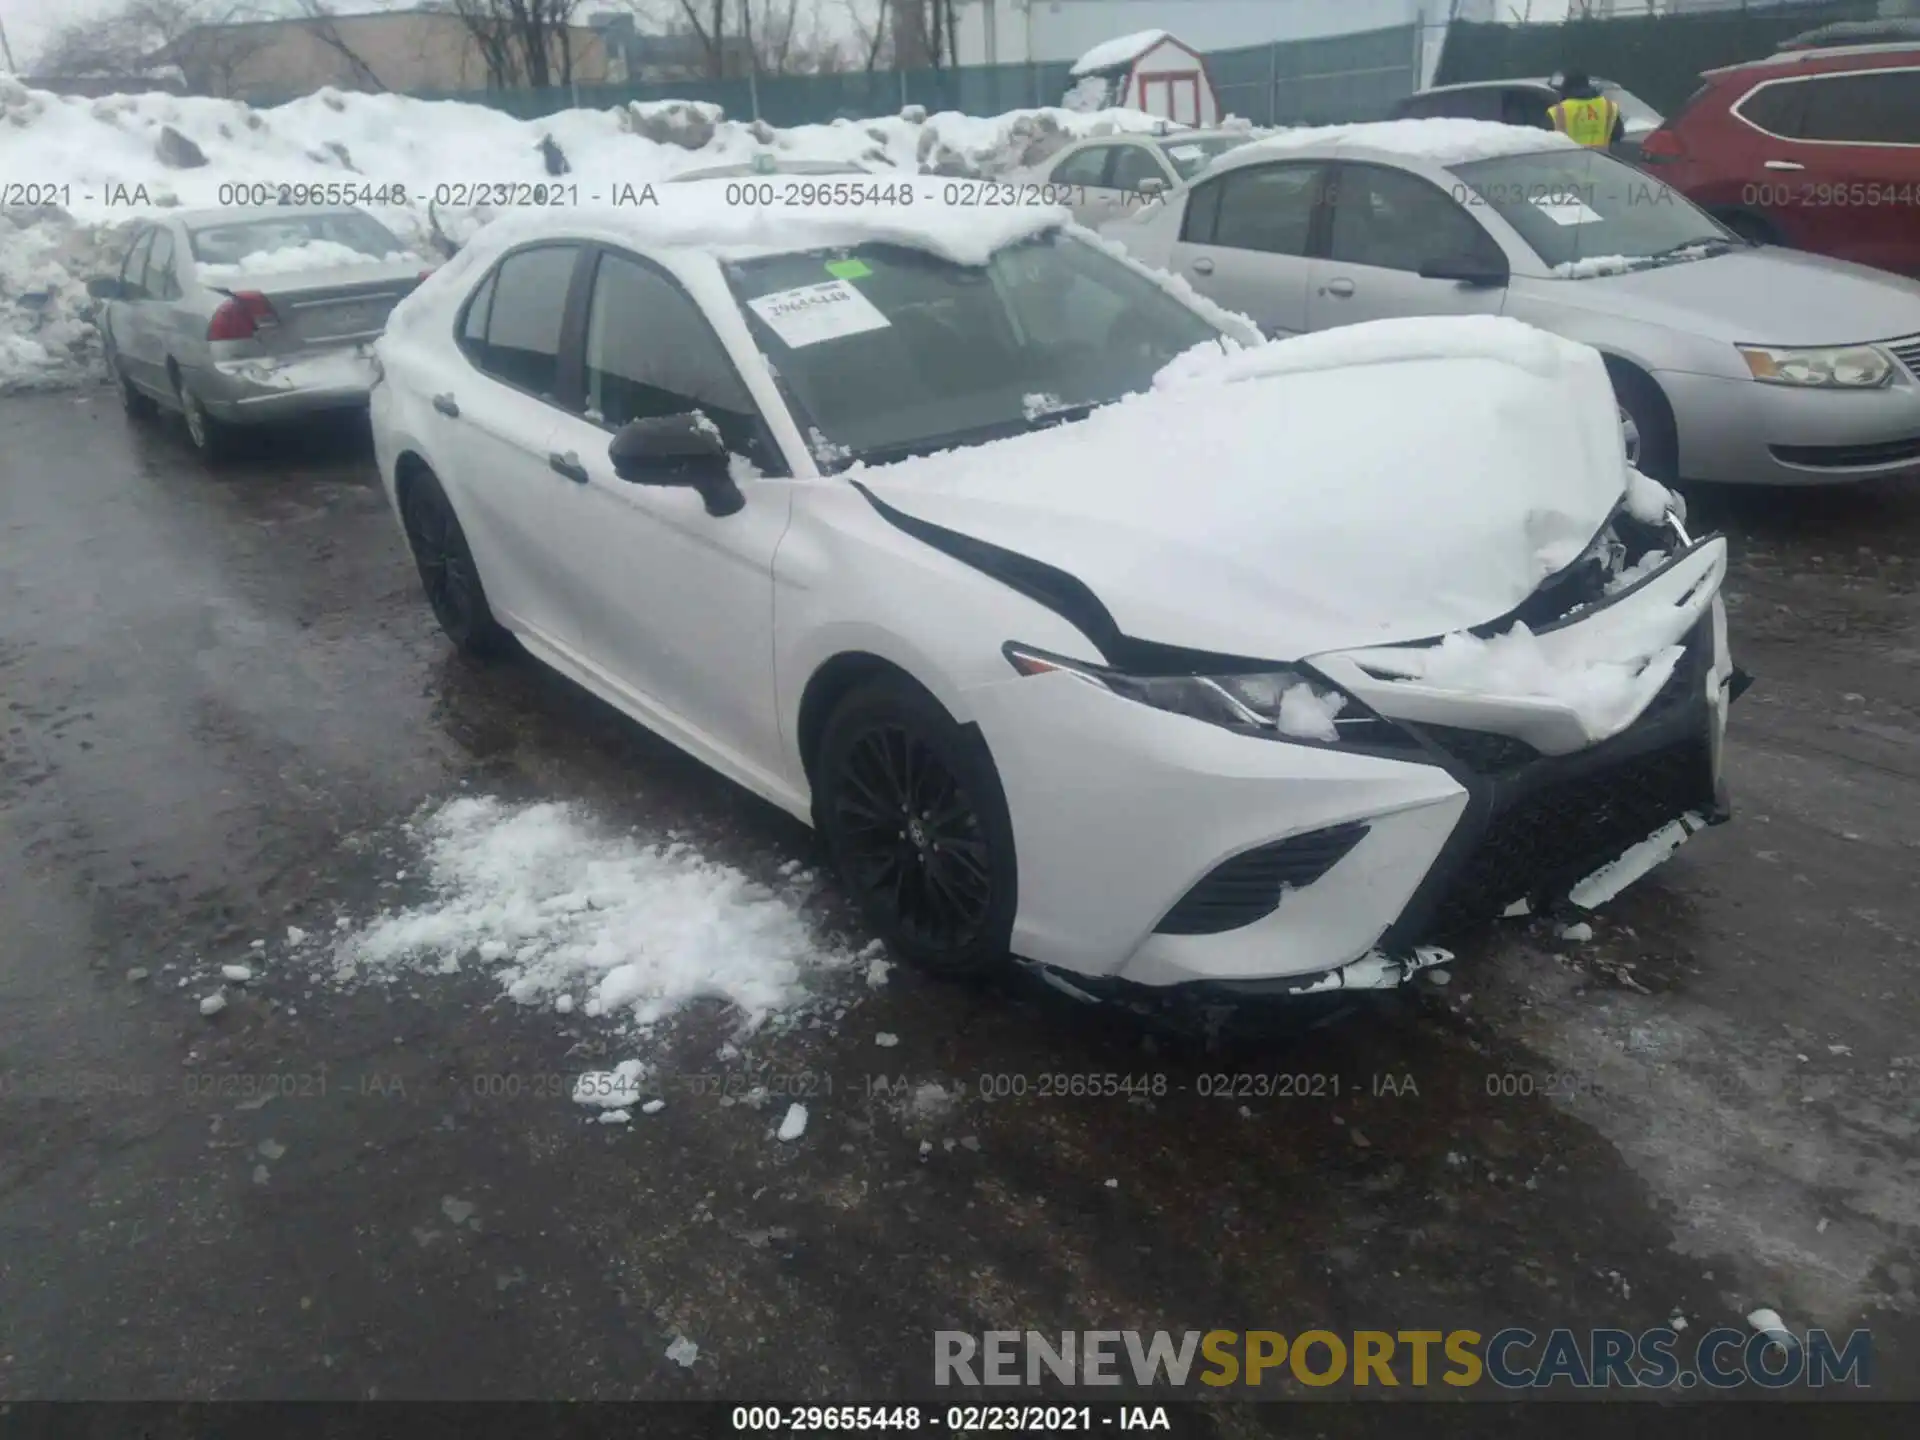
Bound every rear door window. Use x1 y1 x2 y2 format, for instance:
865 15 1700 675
470 244 580 400
143 228 179 301
1109 144 1170 191
119 229 154 298
1208 163 1324 255
1501 88 1556 129
1739 79 1810 138
1797 68 1920 144
1051 145 1113 187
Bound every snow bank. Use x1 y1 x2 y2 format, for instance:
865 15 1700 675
0 75 1162 392
1241 118 1578 166
339 796 850 1030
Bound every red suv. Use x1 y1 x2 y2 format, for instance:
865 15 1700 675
1637 42 1920 278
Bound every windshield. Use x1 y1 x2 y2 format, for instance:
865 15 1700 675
187 212 406 265
1448 149 1732 275
1158 134 1255 179
1600 83 1663 129
723 231 1225 468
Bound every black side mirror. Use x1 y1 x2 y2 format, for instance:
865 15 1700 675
1419 255 1509 288
607 413 744 518
86 276 127 301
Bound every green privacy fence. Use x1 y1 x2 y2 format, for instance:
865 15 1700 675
1434 0 1890 118
1210 25 1421 126
258 26 1421 130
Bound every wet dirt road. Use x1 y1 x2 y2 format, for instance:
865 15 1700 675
2 388 1917 1416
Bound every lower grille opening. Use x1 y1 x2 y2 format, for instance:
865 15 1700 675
1425 736 1714 940
1155 822 1369 937
1770 435 1920 469
1414 724 1539 775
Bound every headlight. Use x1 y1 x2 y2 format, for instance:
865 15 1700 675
1738 343 1893 389
1003 643 1348 742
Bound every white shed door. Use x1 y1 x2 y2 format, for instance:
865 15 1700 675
1138 70 1201 126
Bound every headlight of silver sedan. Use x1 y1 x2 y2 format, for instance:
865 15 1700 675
1738 343 1893 389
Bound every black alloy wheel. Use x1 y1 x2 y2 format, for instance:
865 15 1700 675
401 473 506 657
817 678 1017 975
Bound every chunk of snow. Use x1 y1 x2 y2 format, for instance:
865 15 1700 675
1276 682 1344 741
199 993 228 1016
776 1103 808 1142
597 1109 632 1125
196 240 413 284
1746 1308 1796 1351
665 1336 699 1368
875 1032 900 1048
221 964 253 982
1071 30 1171 77
1559 922 1595 943
1624 467 1675 525
1104 1177 1119 1188
340 797 846 1028
641 1099 666 1115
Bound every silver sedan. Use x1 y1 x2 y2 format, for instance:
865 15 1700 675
1104 126 1920 486
87 206 431 462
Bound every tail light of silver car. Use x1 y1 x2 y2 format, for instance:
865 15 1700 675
206 290 281 342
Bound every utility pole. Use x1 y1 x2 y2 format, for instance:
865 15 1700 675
740 0 761 121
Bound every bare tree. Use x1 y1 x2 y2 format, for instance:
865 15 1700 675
293 0 390 92
843 0 891 70
443 0 589 90
669 0 735 78
891 0 958 70
33 1 274 93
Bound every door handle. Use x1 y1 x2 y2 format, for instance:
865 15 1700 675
1762 160 1805 171
432 393 460 418
1322 278 1355 298
1190 257 1215 275
548 452 589 484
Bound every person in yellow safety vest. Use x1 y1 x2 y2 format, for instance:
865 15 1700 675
1548 70 1625 149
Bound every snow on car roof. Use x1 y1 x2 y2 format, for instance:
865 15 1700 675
451 178 1067 268
1071 29 1172 77
1230 118 1579 168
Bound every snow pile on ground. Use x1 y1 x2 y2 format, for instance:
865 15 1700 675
0 74 1164 392
336 796 851 1030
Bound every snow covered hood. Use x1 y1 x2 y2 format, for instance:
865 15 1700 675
855 317 1638 661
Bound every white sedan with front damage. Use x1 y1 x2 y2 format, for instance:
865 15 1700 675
368 184 1738 1002
87 205 433 462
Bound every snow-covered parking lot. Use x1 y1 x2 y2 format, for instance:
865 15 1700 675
4 81 1920 1408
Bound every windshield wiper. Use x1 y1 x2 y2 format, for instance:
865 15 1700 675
833 401 1106 471
1643 237 1736 263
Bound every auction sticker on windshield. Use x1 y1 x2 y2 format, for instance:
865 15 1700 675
1534 196 1603 227
747 279 891 348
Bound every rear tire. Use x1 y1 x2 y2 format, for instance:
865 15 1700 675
174 373 233 463
399 469 508 658
815 677 1018 978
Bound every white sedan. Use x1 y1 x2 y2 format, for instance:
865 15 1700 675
369 184 1736 998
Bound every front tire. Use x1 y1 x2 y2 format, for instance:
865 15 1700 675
399 469 508 658
1609 364 1679 484
106 345 157 421
815 677 1018 977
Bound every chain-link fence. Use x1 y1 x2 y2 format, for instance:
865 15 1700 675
1433 0 1892 117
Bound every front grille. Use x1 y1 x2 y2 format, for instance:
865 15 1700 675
1771 434 1920 469
1888 335 1920 380
1414 725 1539 775
1155 822 1369 936
1424 737 1714 940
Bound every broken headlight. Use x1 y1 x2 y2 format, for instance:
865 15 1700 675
1002 643 1349 742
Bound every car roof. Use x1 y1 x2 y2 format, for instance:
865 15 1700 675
452 181 1068 269
1411 76 1628 96
172 203 372 229
1209 119 1577 176
1704 42 1920 78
